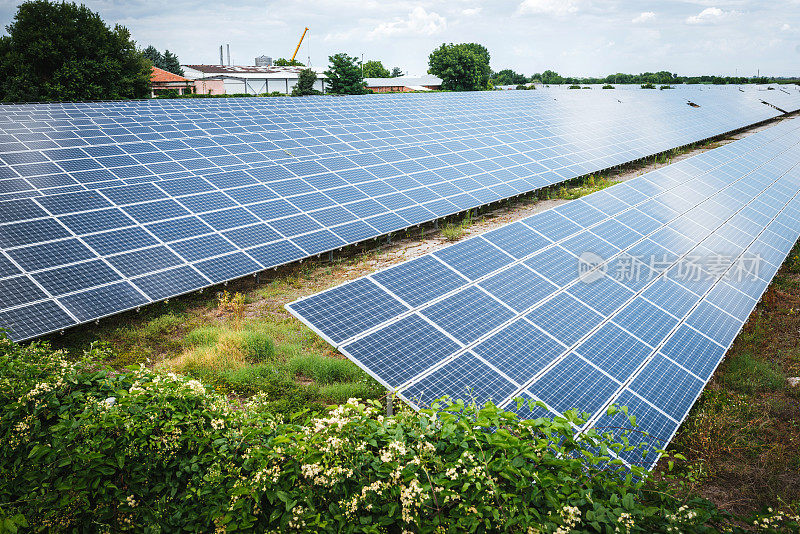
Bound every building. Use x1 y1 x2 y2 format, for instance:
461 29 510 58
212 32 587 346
182 65 326 95
255 55 273 67
150 67 196 97
364 75 443 93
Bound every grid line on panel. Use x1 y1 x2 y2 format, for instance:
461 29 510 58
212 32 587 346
576 163 800 469
497 135 800 411
302 119 800 357
286 118 800 469
1 92 796 340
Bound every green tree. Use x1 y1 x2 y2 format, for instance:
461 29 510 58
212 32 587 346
162 50 183 76
390 66 403 77
492 68 527 86
0 0 151 102
427 43 491 91
362 60 390 78
142 45 163 69
324 53 367 95
274 58 304 66
291 68 321 96
540 69 563 84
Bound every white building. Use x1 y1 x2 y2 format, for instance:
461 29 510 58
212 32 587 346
364 75 443 93
182 65 327 95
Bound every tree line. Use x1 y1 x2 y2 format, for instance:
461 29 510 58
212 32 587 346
491 68 790 87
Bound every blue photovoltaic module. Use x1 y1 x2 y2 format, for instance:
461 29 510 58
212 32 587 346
0 87 794 341
288 117 800 469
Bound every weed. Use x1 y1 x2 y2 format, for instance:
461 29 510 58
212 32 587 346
218 291 246 325
788 240 800 273
241 329 276 363
285 353 362 384
719 352 786 394
441 222 465 241
184 325 222 348
440 211 476 241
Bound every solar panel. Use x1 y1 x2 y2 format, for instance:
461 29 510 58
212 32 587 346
287 117 800 469
0 88 789 341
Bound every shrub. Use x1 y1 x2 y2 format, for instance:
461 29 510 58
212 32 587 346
441 222 465 241
3 336 795 532
602 84 614 89
568 84 581 89
641 83 656 89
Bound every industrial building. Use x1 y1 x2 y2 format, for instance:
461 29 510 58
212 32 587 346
364 74 443 92
182 65 326 95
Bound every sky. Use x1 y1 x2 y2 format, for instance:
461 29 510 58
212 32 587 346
1 0 800 77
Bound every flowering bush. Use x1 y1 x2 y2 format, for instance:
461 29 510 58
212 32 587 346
1 335 798 532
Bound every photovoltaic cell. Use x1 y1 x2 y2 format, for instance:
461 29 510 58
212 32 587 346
288 117 800 471
0 87 793 340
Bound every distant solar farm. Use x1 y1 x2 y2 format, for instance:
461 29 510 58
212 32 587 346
2 86 800 467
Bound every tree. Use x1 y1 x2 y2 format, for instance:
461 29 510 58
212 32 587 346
540 70 563 85
162 50 183 76
427 43 491 91
492 68 527 86
0 0 151 102
324 53 367 95
274 58 304 66
291 68 321 96
362 60 390 78
142 45 163 68
390 67 403 77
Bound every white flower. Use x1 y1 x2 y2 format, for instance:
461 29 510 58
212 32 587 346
186 379 205 395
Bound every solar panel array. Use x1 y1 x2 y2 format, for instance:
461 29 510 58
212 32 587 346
287 117 800 469
0 88 788 341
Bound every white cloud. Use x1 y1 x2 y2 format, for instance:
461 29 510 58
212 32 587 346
632 11 655 24
781 23 791 31
686 7 738 24
517 0 579 17
462 7 482 16
367 7 446 39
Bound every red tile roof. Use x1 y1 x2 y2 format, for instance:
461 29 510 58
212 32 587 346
151 66 190 83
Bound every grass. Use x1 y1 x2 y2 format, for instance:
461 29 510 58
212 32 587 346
157 316 383 411
441 211 478 241
552 174 619 200
718 352 786 394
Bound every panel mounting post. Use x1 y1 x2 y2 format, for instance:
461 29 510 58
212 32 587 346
386 391 394 416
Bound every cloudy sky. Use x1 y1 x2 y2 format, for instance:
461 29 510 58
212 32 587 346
2 0 799 77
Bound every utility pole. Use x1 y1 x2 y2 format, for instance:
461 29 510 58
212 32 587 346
361 53 364 77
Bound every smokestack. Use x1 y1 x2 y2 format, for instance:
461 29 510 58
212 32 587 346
227 44 231 66
219 45 223 66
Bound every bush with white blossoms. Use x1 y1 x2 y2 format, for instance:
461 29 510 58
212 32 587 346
1 334 794 533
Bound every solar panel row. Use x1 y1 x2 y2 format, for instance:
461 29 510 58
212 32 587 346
0 89 788 341
287 117 800 469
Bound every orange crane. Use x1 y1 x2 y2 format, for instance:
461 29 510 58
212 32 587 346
291 27 309 63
